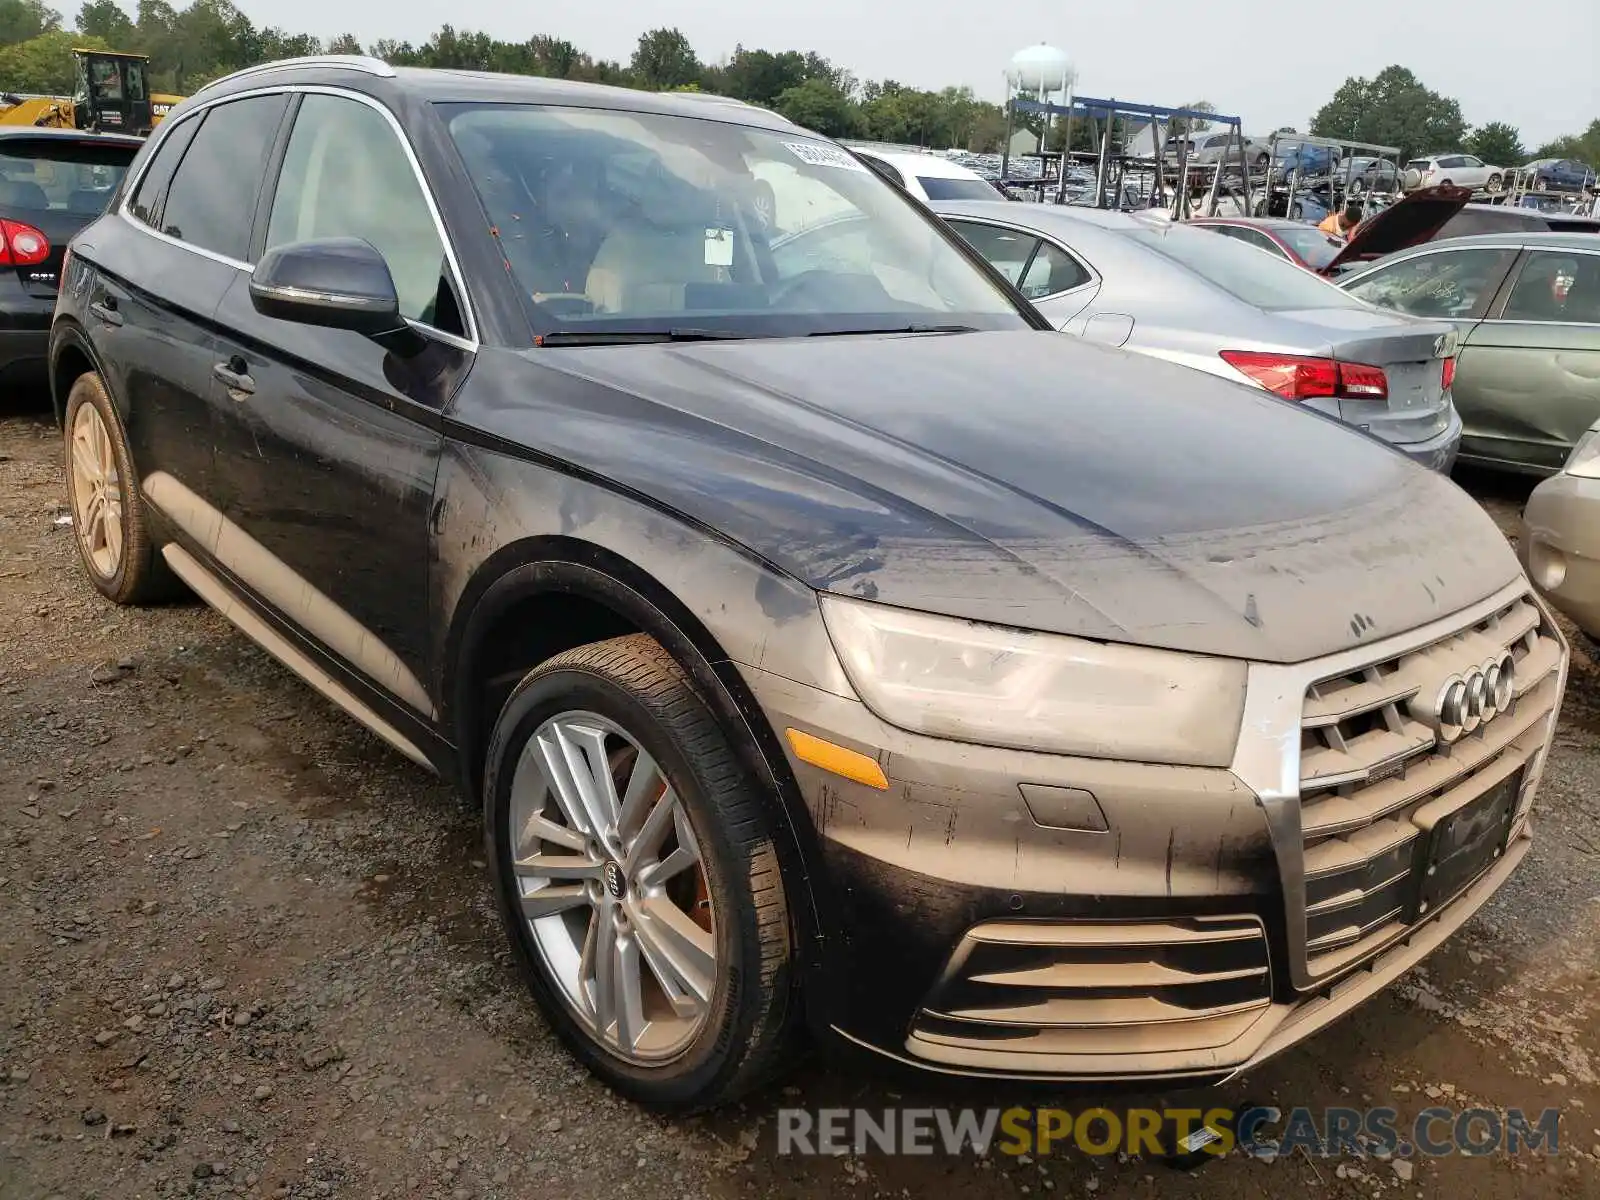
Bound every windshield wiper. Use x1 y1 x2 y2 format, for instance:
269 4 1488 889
539 328 756 346
806 324 980 337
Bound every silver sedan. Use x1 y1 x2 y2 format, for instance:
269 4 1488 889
932 200 1464 471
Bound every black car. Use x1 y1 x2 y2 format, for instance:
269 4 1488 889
50 58 1559 1112
0 127 143 391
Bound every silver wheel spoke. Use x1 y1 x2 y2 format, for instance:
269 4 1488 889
524 811 588 853
514 853 603 881
102 498 123 565
640 804 702 886
519 884 589 920
617 749 662 841
560 721 623 836
613 931 648 1052
71 437 100 487
529 728 598 837
588 909 618 1036
82 490 104 538
632 895 716 1011
624 785 679 873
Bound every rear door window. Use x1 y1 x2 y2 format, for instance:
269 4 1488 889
1018 240 1091 298
946 219 1040 287
1344 247 1519 319
1502 251 1600 324
159 94 289 261
126 114 202 227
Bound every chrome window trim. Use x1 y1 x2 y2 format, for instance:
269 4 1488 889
117 83 479 349
942 214 1101 302
1475 319 1600 328
1227 576 1553 994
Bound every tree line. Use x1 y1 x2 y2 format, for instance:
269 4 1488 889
1 0 1595 169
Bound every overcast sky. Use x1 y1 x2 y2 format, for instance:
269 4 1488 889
102 0 1599 147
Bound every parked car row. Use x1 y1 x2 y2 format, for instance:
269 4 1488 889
24 57 1581 1115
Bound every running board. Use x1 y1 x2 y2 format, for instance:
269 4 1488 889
161 544 435 772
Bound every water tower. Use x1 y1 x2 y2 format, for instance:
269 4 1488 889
1004 44 1076 164
1006 44 1074 101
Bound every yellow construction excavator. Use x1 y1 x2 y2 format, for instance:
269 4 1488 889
1 49 184 136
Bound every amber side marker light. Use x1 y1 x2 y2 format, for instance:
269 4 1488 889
784 728 889 790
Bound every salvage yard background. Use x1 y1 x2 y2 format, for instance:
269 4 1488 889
2 393 1599 1200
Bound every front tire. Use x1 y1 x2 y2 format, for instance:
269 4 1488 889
483 633 798 1111
62 372 181 605
1486 172 1503 192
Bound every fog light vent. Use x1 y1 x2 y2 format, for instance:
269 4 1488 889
911 916 1272 1058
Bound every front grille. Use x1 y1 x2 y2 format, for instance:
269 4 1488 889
1298 595 1562 978
910 917 1272 1058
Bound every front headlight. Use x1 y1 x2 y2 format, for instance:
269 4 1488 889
819 595 1247 767
1565 426 1600 479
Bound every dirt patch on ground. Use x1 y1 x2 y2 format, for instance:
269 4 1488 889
3 401 1600 1199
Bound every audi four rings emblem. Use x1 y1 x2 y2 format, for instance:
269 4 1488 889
1433 652 1516 742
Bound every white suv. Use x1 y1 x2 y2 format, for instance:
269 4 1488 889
1403 153 1504 193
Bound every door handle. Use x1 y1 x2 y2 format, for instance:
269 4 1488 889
213 356 255 396
89 298 123 327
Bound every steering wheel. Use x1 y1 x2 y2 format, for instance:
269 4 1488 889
532 293 596 317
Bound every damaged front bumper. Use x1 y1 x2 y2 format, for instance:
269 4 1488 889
741 578 1566 1085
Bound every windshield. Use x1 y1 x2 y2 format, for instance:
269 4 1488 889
442 104 1031 339
0 139 135 215
1125 222 1369 310
1271 225 1343 269
916 175 997 201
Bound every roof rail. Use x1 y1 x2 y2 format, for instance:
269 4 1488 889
194 55 395 96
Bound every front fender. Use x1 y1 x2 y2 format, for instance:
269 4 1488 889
431 438 859 1018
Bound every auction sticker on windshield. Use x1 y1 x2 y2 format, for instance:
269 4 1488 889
785 142 868 171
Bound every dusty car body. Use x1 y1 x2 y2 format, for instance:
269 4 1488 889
50 58 1567 1111
1340 231 1600 473
934 198 1463 472
1522 420 1600 641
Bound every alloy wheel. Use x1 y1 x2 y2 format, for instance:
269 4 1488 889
69 401 124 579
508 711 717 1065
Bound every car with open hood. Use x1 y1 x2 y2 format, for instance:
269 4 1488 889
50 57 1567 1111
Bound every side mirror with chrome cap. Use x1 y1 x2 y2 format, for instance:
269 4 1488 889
249 237 410 343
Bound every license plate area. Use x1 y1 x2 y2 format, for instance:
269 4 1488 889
1409 767 1523 918
1383 362 1437 412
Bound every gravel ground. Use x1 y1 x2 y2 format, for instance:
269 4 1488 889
3 397 1600 1200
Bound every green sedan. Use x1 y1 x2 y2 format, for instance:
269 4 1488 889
1338 231 1600 474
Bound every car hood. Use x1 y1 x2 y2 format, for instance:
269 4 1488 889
486 330 1519 663
1323 185 1473 273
